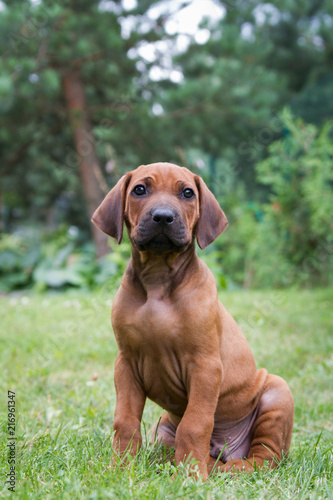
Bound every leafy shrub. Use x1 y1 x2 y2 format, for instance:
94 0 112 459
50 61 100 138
0 226 131 292
213 200 262 289
0 233 40 292
208 110 333 289
250 109 333 287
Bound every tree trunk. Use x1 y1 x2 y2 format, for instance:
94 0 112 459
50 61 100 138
62 69 109 258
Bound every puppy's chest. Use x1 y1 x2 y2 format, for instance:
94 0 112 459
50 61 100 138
114 296 187 348
113 297 190 403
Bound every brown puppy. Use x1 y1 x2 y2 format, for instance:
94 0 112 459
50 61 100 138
92 162 294 479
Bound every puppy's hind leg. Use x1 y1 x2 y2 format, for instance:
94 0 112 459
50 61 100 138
222 374 294 473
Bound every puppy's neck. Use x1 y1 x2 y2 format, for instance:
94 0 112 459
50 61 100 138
129 243 197 299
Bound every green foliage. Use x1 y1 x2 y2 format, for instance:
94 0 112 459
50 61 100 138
216 201 261 289
0 0 165 231
0 233 40 292
196 111 333 290
161 17 283 192
1 0 333 290
250 110 333 287
0 227 131 292
1 110 332 292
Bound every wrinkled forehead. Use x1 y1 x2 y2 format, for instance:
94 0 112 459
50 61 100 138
128 163 196 192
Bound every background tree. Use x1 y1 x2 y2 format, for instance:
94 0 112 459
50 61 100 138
1 0 332 290
0 0 171 256
158 0 333 195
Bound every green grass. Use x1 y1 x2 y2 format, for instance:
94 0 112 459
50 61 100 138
1 287 333 499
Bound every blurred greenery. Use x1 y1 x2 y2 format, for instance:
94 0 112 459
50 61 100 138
211 110 333 289
0 0 332 290
0 226 131 293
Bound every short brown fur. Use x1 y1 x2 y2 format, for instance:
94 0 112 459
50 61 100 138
92 162 294 479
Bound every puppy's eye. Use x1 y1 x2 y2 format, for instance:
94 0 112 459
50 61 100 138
183 188 194 199
133 185 146 196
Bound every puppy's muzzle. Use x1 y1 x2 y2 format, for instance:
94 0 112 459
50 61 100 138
134 205 189 252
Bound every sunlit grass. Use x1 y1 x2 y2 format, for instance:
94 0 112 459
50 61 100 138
1 288 332 499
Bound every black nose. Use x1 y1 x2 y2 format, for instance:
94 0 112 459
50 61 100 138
151 208 175 225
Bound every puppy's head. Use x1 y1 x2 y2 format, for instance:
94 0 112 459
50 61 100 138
92 162 228 252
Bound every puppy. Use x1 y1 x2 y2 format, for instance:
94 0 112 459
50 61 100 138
92 162 294 479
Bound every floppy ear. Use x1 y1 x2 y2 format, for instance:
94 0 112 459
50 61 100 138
91 173 132 244
195 175 228 250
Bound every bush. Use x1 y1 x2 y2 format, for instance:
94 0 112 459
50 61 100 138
208 110 333 289
0 226 131 293
250 109 333 287
0 233 40 292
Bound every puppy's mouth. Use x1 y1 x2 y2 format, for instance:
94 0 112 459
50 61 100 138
131 210 191 253
135 233 186 253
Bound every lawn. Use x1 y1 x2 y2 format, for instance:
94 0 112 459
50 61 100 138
1 287 333 499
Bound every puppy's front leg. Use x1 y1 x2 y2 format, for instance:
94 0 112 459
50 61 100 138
175 359 222 480
112 353 146 460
